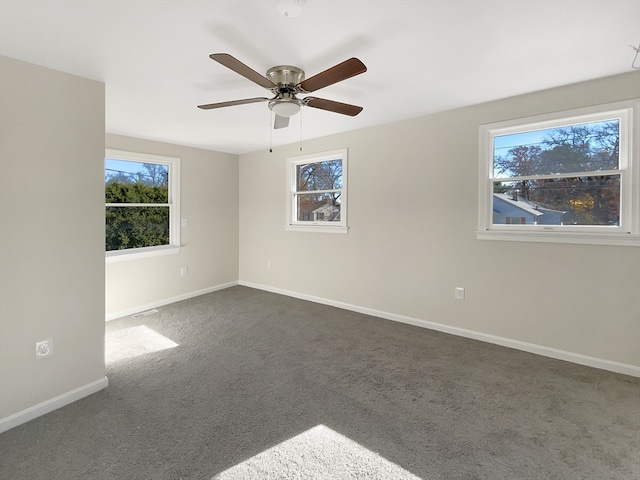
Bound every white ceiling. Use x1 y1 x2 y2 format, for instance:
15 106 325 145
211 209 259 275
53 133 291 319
1 0 638 155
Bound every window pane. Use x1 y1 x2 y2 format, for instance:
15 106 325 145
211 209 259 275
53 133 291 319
295 193 341 222
105 159 169 203
493 120 619 178
296 159 342 192
493 176 620 226
106 206 170 251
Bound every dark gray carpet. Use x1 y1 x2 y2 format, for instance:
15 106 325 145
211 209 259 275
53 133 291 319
1 286 638 479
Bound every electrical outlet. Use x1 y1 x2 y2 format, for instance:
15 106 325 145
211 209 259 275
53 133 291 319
267 260 272 270
180 266 188 276
36 338 53 359
455 287 465 300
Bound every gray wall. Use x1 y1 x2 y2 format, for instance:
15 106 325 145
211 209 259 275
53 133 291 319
104 134 239 318
0 56 106 419
239 71 640 370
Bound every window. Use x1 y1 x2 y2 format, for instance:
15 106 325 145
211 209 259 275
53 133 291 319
478 100 639 246
286 148 348 233
105 150 181 260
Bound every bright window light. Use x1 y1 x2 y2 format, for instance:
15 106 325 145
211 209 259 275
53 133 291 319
105 325 178 364
212 424 421 479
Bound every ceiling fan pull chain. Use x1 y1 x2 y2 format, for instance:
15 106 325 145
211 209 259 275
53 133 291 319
299 108 303 152
269 110 273 153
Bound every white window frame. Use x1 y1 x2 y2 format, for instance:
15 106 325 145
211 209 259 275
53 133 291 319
105 149 181 262
286 148 348 234
477 100 640 247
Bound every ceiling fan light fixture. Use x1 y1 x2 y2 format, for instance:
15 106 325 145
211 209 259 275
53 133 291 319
269 99 302 117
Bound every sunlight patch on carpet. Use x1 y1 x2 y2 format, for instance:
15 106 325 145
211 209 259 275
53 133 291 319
105 325 178 364
212 424 422 480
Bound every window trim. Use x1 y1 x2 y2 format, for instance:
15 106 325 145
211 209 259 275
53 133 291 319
105 149 181 261
286 148 348 234
477 100 640 247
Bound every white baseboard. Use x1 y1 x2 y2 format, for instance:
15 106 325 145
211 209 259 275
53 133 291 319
106 281 239 321
0 376 109 434
238 280 640 378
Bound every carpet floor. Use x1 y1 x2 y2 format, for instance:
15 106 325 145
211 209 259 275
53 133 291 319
1 286 638 479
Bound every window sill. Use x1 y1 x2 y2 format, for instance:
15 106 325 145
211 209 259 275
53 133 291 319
286 224 349 234
106 245 181 263
476 229 640 247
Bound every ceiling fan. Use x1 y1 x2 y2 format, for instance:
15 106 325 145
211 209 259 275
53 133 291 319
198 53 367 129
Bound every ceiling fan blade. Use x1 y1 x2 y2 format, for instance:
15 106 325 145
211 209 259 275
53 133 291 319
210 53 276 89
298 58 367 93
274 114 289 129
303 97 363 116
198 97 268 110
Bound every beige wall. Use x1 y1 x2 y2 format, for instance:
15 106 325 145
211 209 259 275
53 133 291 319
239 71 640 370
105 134 239 318
1 53 637 429
0 56 106 419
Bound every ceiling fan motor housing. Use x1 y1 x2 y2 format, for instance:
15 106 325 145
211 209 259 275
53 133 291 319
267 65 305 116
266 65 305 88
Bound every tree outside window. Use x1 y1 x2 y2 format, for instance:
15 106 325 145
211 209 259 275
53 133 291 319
478 100 639 246
493 120 620 226
105 151 180 255
286 148 348 233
